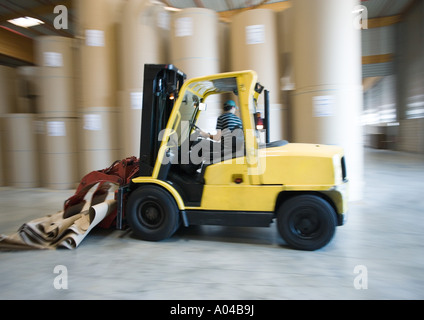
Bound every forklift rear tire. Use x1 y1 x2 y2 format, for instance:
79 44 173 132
126 185 180 241
276 194 337 251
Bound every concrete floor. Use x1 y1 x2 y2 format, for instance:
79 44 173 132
0 148 423 300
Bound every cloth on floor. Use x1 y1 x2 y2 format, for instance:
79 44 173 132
0 182 118 251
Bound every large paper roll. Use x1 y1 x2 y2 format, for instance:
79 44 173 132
291 0 363 201
171 8 220 79
78 107 119 176
35 36 76 118
39 118 79 190
119 0 169 158
74 0 120 109
0 117 5 186
75 0 122 173
230 9 285 141
2 114 39 188
171 8 222 134
0 65 17 114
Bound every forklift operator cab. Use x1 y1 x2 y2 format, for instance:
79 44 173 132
135 65 266 208
167 78 253 178
126 64 349 251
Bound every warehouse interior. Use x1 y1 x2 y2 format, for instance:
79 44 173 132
0 0 424 300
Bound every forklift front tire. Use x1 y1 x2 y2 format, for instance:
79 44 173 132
126 185 180 241
276 194 337 251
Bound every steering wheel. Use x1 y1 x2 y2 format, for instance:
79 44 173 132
189 120 202 133
188 121 207 151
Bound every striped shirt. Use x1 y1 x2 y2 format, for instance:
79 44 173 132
216 113 243 148
216 112 243 132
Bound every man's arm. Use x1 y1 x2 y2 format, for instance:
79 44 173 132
200 129 221 141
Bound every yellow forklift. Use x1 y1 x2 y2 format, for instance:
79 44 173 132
120 64 348 251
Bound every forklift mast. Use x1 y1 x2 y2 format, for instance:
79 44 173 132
138 64 186 177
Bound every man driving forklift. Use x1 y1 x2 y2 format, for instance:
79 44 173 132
199 100 243 141
196 99 244 162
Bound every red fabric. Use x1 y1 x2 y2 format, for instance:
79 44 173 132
64 157 139 229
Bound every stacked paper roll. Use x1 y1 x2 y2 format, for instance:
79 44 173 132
78 107 119 175
0 66 18 186
35 36 75 117
35 36 79 189
171 7 221 134
231 9 285 142
277 8 294 91
171 8 220 79
0 117 4 186
75 0 121 176
2 114 39 188
119 0 170 158
291 0 363 201
219 21 230 73
15 66 38 114
37 118 79 190
0 65 17 114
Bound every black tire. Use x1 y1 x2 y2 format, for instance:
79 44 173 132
126 185 180 241
276 194 337 251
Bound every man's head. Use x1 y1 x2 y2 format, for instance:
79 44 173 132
223 100 236 112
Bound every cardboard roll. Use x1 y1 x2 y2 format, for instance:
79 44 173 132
16 66 39 98
1 114 39 188
37 118 79 190
35 36 75 78
120 0 169 90
0 117 4 186
37 75 75 118
170 8 220 79
0 65 18 114
119 1 169 158
75 0 120 110
230 9 281 105
118 90 142 159
77 107 120 176
35 36 76 118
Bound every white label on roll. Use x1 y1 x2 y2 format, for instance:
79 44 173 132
175 17 192 37
313 96 335 117
131 92 143 110
34 120 45 135
47 121 66 136
44 52 63 67
246 25 265 45
86 30 105 47
84 114 102 131
158 11 170 30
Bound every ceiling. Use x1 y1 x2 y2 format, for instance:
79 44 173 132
165 0 415 18
0 0 74 38
0 0 417 67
